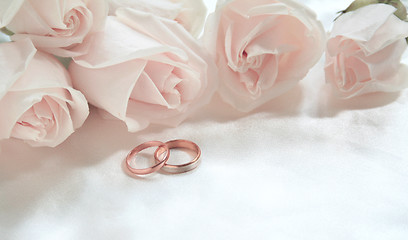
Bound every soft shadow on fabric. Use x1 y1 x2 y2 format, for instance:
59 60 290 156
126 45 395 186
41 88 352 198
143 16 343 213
315 85 401 118
188 85 304 124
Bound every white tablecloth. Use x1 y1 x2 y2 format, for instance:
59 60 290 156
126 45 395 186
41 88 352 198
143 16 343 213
1 1 408 239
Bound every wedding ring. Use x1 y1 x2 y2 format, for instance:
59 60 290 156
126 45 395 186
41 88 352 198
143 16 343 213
125 141 169 175
154 139 201 174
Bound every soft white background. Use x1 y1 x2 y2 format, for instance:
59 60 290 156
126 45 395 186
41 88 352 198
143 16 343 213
1 0 408 239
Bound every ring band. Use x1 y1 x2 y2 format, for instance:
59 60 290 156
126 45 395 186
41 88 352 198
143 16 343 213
154 139 201 174
126 141 169 175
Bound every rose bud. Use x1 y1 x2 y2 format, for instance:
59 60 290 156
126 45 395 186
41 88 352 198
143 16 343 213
4 0 108 57
325 4 408 98
0 39 89 147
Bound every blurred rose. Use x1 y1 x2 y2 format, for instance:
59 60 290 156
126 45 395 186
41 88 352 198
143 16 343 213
69 9 217 132
203 0 325 112
108 0 206 37
0 39 89 147
5 0 108 57
0 0 24 28
325 4 408 98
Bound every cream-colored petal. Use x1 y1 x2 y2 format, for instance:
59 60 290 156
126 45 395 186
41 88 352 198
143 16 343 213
0 39 37 100
0 0 24 28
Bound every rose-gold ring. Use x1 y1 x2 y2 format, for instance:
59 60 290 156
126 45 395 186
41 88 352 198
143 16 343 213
154 139 201 174
126 141 169 175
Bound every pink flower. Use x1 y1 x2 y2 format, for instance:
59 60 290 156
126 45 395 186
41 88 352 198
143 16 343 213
0 39 89 147
325 4 408 98
69 9 217 132
5 0 108 57
203 0 325 112
108 0 206 37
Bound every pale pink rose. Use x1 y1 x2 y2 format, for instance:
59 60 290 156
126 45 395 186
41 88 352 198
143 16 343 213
108 0 206 37
69 10 217 132
0 39 89 147
0 0 24 28
5 0 108 57
325 4 408 98
203 0 325 112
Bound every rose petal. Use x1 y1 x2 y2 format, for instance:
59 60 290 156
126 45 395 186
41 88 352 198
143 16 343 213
325 4 408 99
9 51 74 91
87 0 109 32
9 2 93 48
109 0 181 19
131 71 173 107
71 58 145 121
0 39 37 100
70 11 216 132
73 17 186 68
115 8 207 67
6 0 108 57
204 0 325 111
0 0 24 28
109 0 206 37
331 4 408 54
174 0 207 37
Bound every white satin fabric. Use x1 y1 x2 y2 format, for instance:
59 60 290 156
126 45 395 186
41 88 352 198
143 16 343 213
1 1 408 239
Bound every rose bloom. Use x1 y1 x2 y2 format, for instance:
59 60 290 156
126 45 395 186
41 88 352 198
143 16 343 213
325 4 408 98
108 0 206 37
69 9 217 132
0 39 89 147
204 0 325 112
4 0 108 57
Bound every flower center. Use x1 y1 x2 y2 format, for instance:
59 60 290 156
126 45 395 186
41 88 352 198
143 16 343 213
233 50 265 73
50 6 90 39
130 59 200 110
11 98 56 142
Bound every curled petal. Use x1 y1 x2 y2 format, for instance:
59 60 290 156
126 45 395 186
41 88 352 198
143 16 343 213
203 0 325 112
330 4 408 54
325 4 408 98
0 43 89 147
0 39 37 100
6 0 108 57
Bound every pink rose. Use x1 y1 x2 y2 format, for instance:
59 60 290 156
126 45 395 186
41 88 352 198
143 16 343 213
0 39 89 147
69 9 217 132
203 0 325 112
108 0 206 37
5 0 108 57
325 4 408 98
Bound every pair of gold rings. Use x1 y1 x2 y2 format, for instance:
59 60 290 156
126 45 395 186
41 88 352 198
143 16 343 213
125 140 201 175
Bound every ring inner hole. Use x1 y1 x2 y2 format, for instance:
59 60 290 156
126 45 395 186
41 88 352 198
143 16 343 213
166 148 196 165
131 148 158 169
